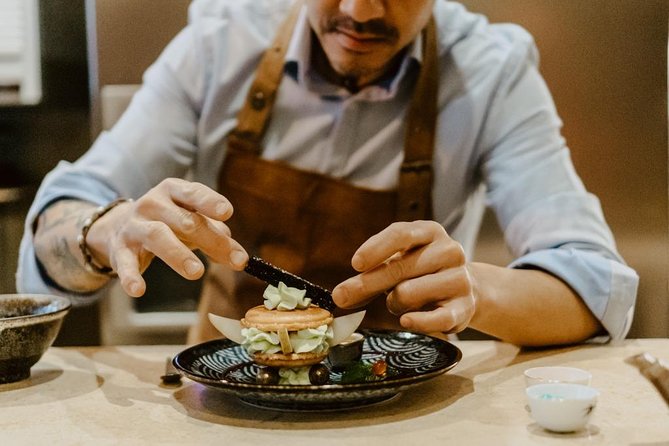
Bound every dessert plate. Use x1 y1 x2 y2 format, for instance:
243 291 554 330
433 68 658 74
173 329 462 411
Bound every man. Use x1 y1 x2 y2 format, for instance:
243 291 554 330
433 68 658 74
18 0 638 346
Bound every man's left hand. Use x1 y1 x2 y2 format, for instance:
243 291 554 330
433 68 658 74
332 220 476 334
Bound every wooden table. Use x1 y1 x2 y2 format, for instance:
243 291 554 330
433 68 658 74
1 339 667 445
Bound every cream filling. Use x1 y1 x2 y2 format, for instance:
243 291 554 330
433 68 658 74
241 325 333 355
278 367 311 385
263 282 312 311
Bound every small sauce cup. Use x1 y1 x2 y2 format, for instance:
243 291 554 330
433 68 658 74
328 332 364 371
526 383 599 432
524 366 592 387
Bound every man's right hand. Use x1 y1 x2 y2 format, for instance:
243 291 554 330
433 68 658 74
34 178 248 297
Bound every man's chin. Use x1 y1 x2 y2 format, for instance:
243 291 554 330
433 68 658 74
328 59 385 86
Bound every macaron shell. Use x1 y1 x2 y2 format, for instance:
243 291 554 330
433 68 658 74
241 305 333 331
253 350 328 368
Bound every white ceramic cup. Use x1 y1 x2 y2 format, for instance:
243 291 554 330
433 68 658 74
526 383 599 432
524 366 592 387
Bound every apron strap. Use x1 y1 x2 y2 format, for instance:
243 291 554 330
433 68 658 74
396 17 438 222
227 0 303 154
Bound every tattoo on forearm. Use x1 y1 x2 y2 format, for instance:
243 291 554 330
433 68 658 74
34 200 108 292
51 237 85 283
39 201 90 233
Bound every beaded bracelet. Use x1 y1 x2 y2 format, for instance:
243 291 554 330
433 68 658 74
77 198 133 276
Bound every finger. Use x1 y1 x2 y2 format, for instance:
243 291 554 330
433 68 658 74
331 285 382 309
112 246 147 297
152 207 247 269
333 240 464 308
351 221 445 271
163 178 234 221
399 295 475 334
386 266 472 315
195 229 249 271
132 220 206 280
144 201 227 236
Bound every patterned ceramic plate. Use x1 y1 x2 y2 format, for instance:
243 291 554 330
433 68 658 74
173 329 462 411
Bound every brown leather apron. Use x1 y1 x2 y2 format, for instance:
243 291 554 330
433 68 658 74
188 3 439 343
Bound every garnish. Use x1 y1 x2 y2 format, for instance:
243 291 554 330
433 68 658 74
372 359 388 377
340 359 393 384
263 281 312 310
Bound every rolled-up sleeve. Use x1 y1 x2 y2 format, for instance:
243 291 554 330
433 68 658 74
509 249 638 341
478 27 638 341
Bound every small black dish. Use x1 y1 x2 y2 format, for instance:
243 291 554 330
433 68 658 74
328 332 364 371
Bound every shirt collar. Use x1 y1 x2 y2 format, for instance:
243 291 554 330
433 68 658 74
284 6 423 99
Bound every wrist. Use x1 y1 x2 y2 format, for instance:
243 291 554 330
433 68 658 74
77 198 133 276
466 262 501 330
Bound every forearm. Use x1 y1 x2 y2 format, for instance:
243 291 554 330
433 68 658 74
468 262 603 347
33 199 112 293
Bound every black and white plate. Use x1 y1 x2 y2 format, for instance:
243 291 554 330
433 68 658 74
173 329 462 411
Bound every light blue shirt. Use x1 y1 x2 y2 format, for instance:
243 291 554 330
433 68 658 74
17 0 638 340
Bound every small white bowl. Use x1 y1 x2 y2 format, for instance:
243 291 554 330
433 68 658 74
526 383 599 432
524 366 592 387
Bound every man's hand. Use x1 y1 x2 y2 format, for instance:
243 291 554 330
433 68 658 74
85 178 248 297
34 178 248 297
332 220 475 334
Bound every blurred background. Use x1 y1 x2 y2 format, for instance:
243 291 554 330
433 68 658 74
0 0 666 345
